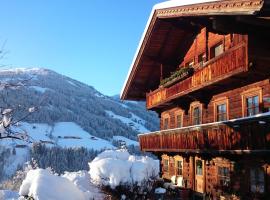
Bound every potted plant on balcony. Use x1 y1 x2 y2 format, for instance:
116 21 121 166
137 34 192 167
160 67 194 88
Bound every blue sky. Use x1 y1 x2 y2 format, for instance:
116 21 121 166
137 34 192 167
0 0 164 96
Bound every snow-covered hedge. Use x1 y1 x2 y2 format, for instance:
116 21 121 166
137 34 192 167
89 149 159 189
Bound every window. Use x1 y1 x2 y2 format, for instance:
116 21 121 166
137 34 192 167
250 167 265 193
198 53 205 67
218 167 230 187
164 118 169 129
176 115 182 128
193 107 201 125
163 159 169 173
217 104 227 121
246 96 259 116
175 110 183 128
242 88 262 117
210 42 224 59
176 160 183 176
196 160 203 175
214 97 229 122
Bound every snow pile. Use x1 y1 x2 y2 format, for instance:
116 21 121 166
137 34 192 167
89 149 159 189
19 169 87 200
62 171 105 200
0 190 19 200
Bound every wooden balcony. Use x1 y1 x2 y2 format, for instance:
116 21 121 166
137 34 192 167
146 42 248 109
139 113 270 153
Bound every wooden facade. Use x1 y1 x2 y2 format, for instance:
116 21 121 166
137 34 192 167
121 0 270 199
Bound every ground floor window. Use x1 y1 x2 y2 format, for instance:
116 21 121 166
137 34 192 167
250 167 265 193
176 160 183 176
218 166 230 187
196 160 203 175
163 159 169 173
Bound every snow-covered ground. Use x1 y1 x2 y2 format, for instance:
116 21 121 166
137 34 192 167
8 122 115 151
106 110 150 133
29 86 50 93
112 136 139 146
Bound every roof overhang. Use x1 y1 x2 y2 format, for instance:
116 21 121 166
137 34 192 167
121 0 268 101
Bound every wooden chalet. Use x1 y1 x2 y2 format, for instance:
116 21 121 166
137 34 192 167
121 0 270 199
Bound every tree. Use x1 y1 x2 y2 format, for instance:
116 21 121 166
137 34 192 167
0 44 38 141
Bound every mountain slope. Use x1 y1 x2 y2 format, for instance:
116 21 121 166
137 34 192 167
0 68 159 141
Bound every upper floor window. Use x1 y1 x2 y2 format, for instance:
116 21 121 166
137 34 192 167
217 104 227 121
190 102 202 125
210 42 224 59
242 88 262 117
214 97 229 122
198 53 205 67
175 110 183 128
193 106 201 125
246 96 259 116
164 118 169 129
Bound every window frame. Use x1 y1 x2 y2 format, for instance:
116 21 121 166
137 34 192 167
162 154 170 175
250 167 265 194
217 166 230 187
210 41 224 59
241 88 262 117
162 113 170 130
190 102 203 125
198 53 206 67
174 156 183 176
213 97 229 122
175 110 184 128
195 158 203 176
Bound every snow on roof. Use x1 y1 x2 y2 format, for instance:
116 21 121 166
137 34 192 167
120 0 221 99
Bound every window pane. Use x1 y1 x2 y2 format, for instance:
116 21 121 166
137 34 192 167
164 118 169 129
196 160 203 175
198 54 204 67
254 96 259 105
193 107 201 125
164 159 169 172
246 95 259 116
215 43 224 57
176 115 182 128
217 104 227 121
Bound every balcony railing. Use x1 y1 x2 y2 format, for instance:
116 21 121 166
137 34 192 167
146 42 248 109
139 113 270 153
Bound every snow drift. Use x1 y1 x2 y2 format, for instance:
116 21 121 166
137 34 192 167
88 149 159 189
19 169 87 200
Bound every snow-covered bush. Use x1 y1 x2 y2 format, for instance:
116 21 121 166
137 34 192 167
89 149 159 191
19 169 88 200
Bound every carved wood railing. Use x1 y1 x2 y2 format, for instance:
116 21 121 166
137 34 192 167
139 114 270 152
146 42 248 109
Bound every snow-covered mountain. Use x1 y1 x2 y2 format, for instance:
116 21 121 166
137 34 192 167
0 68 159 141
0 68 159 180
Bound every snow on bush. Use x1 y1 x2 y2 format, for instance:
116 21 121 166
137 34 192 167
89 149 159 189
62 171 105 200
19 169 87 200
